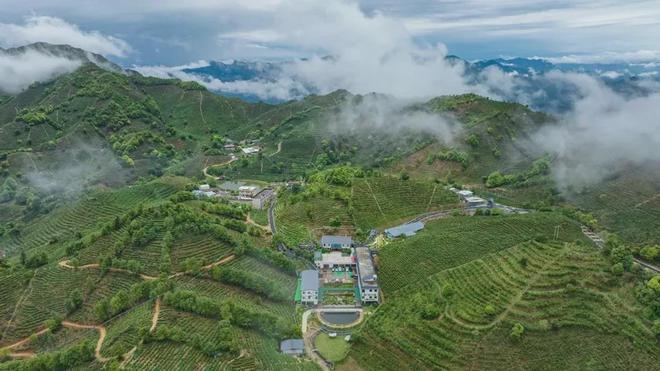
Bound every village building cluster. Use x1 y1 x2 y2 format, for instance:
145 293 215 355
296 235 380 306
192 183 275 209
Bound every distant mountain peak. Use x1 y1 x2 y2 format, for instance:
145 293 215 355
0 42 124 73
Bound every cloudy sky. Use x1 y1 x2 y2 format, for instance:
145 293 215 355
1 0 659 65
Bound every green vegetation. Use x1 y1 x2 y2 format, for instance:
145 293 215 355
377 212 586 293
1 55 658 370
315 332 350 362
349 241 659 370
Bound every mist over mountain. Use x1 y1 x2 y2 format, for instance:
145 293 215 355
139 56 660 113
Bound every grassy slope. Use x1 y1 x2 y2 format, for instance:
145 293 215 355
349 239 658 370
377 212 587 294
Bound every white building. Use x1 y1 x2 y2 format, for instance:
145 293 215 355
465 196 488 208
239 186 259 199
300 270 319 305
241 146 261 155
355 246 379 304
320 235 353 250
199 184 210 190
457 190 474 200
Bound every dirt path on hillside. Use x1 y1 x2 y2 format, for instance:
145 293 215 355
150 298 160 332
62 321 109 362
247 213 271 232
203 156 238 179
199 91 207 124
634 193 660 208
59 255 236 281
304 326 331 371
269 141 282 157
120 297 161 368
58 260 157 281
2 322 108 362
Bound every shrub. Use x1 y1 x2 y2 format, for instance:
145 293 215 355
510 322 525 340
421 304 440 320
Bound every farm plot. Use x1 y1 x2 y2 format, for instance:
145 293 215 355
1 264 92 344
14 326 98 354
173 275 295 321
170 234 234 272
236 330 318 371
377 212 586 293
0 270 31 334
100 300 153 358
225 255 297 293
275 195 351 246
349 242 659 370
0 179 179 256
351 177 458 229
68 271 143 323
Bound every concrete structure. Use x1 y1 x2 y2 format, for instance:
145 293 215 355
192 189 216 198
320 235 352 250
314 251 355 269
239 185 259 199
457 189 474 200
465 196 488 208
300 270 319 305
355 246 379 304
251 188 275 209
280 339 305 355
241 146 261 155
385 221 424 238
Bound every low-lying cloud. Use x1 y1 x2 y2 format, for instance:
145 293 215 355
0 49 82 94
0 16 131 57
327 94 461 144
530 72 660 189
25 140 128 196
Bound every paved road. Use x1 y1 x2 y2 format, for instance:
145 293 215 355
581 226 660 274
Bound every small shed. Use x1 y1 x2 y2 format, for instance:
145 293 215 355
280 339 305 355
385 221 424 238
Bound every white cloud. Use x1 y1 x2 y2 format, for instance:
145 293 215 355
0 50 82 94
0 16 131 57
540 50 660 64
531 72 660 188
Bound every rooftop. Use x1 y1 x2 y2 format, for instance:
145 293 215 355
254 188 274 199
280 339 305 354
465 196 486 203
355 246 377 286
385 221 424 237
321 235 352 246
301 270 319 291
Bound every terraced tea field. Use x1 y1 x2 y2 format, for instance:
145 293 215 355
275 195 351 246
351 177 458 229
0 178 182 257
378 212 587 293
349 241 659 370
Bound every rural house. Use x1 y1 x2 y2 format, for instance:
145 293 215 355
355 246 379 304
320 235 353 250
280 339 305 356
300 270 319 305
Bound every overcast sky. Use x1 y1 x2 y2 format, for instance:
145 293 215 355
0 0 659 65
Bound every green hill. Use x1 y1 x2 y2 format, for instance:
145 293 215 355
1 51 658 370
